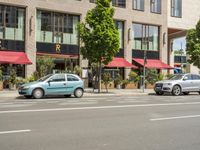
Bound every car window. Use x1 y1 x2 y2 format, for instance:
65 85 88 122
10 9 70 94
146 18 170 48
192 75 200 80
67 75 79 81
185 74 192 80
50 74 66 82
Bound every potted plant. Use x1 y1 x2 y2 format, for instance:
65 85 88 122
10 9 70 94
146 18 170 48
114 74 123 89
8 69 17 90
122 79 130 89
101 72 114 92
0 68 3 91
73 65 82 77
146 69 158 89
124 71 139 89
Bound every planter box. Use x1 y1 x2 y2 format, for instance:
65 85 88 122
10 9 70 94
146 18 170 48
146 84 155 89
101 82 115 89
124 83 138 89
0 81 3 91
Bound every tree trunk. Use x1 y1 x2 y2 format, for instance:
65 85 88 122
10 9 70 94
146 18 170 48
98 61 102 93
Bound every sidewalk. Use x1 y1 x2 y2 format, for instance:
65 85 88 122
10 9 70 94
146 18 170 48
0 88 154 98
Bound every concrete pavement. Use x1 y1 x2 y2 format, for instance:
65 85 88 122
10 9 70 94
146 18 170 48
0 88 154 98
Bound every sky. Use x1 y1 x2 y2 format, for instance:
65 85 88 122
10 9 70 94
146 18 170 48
173 37 186 51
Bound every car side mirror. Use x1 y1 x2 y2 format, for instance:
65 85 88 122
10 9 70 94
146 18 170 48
183 77 188 81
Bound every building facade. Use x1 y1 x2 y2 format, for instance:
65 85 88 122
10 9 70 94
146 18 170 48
0 0 199 80
168 0 200 74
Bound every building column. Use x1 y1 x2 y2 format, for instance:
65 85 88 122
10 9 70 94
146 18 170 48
124 20 133 79
25 6 37 78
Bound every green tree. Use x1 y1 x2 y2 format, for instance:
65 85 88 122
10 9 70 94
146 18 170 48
36 56 55 78
186 19 200 68
78 0 120 93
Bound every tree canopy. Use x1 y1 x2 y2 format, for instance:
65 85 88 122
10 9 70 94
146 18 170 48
78 0 120 65
186 20 200 69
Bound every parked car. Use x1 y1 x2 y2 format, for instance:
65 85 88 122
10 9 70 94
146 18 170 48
154 73 200 96
18 74 84 99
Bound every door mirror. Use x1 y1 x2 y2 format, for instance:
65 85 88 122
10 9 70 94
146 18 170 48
183 76 188 81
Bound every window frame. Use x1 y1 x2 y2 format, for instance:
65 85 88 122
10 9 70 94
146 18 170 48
150 0 162 14
132 22 160 52
171 0 182 18
133 0 145 11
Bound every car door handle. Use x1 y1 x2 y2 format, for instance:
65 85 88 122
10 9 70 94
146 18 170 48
63 83 66 85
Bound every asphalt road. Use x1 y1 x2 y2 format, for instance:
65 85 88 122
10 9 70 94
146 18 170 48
0 94 200 150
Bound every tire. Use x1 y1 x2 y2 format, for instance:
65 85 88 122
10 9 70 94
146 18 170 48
32 88 44 99
64 95 71 98
172 85 181 96
24 95 32 99
183 92 189 95
74 88 83 98
156 91 164 95
199 92 200 95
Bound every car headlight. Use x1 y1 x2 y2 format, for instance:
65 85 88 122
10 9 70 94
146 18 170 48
23 86 30 90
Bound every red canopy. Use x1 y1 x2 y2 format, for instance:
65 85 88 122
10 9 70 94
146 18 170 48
133 58 173 69
0 51 32 65
106 57 138 68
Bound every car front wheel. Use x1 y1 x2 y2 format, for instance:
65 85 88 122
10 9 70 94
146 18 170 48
74 88 83 98
172 85 181 96
32 88 44 99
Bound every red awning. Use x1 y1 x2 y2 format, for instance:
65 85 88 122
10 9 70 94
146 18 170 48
133 58 173 69
37 52 78 59
0 51 32 65
106 57 138 68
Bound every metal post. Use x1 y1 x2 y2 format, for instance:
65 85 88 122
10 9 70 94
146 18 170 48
143 50 147 93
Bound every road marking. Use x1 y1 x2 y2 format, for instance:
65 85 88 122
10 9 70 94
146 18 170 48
59 102 98 105
1 101 200 114
0 129 31 135
151 114 200 121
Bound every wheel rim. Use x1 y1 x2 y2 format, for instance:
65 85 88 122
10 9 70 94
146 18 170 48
34 89 43 98
174 86 180 95
75 89 83 97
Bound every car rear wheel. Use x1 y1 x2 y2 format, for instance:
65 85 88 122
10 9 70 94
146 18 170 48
183 92 189 95
74 88 83 98
156 91 164 95
172 85 181 96
33 88 44 99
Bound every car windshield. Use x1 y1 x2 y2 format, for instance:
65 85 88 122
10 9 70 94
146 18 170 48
38 74 53 82
169 74 184 80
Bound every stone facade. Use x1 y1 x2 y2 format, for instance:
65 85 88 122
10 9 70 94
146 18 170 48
0 0 199 76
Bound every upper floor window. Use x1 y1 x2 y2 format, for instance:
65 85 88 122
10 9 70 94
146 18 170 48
114 20 124 49
90 0 126 8
171 0 182 17
151 0 161 14
112 0 126 8
133 0 144 11
37 10 79 45
132 23 159 51
89 0 96 3
0 5 25 41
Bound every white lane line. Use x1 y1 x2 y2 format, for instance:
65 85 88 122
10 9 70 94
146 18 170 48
0 129 31 135
59 102 98 105
1 101 200 114
151 114 200 121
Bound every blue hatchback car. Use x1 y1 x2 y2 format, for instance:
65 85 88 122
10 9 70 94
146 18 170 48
18 73 84 99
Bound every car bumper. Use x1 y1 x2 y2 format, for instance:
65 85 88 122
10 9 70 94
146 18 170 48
18 89 32 96
154 85 173 92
